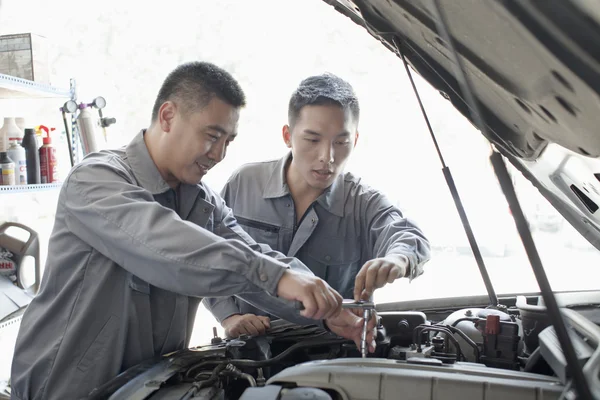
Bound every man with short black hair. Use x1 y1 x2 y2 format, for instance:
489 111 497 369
10 63 373 400
204 73 430 338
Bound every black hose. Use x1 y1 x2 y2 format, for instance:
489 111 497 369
185 338 349 379
444 325 480 362
230 338 349 367
450 317 479 327
415 326 463 361
185 358 228 380
179 363 227 400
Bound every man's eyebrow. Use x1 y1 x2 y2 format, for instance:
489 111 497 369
206 125 229 135
302 129 351 137
303 129 322 136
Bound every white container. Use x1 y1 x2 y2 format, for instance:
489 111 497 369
7 139 27 185
0 118 23 152
15 118 26 131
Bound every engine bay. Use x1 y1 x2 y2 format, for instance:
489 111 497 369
93 293 600 400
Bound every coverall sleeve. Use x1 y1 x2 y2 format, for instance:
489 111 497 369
63 158 288 299
364 190 431 281
204 177 319 326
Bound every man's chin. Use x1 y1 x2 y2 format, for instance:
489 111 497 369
307 176 335 191
182 173 205 186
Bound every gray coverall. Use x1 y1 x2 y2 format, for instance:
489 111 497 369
203 153 431 323
10 131 320 400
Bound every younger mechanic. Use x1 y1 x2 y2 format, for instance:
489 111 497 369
204 73 431 337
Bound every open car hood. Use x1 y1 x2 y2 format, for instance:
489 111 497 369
322 0 600 251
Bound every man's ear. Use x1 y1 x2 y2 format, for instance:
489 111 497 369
354 131 360 148
282 125 292 148
159 101 177 133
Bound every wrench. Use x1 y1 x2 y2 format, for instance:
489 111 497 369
294 299 376 358
342 300 376 358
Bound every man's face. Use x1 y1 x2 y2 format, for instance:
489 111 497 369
160 97 239 185
284 104 358 191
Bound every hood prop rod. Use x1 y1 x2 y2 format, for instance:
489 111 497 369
420 1 591 398
394 39 498 308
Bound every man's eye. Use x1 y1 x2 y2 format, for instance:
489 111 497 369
305 138 318 143
208 134 219 142
335 141 350 145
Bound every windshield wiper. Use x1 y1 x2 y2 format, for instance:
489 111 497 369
402 1 592 398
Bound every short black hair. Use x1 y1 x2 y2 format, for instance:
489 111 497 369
151 61 246 122
288 73 360 128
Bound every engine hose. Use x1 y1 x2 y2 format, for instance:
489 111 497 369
179 363 227 400
185 338 350 379
225 364 257 387
185 359 228 380
449 317 479 327
415 326 464 361
230 338 350 367
444 325 480 362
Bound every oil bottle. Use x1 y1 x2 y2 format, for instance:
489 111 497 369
7 138 27 185
0 151 15 185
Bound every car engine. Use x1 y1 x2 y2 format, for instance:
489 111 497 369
92 295 600 400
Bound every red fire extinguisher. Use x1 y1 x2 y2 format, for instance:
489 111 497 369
38 125 58 184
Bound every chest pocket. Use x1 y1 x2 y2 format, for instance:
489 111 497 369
235 216 280 249
303 237 361 299
187 206 214 230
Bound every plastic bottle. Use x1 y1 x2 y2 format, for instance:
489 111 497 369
7 138 27 185
0 152 15 185
39 125 58 183
0 117 23 152
22 128 41 184
15 117 26 131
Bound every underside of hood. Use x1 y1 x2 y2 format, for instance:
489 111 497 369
322 0 600 250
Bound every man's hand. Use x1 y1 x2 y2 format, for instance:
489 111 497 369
277 270 342 320
221 314 270 338
325 309 377 353
354 255 408 301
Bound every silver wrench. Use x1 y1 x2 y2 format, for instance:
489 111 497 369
294 299 376 357
342 300 376 358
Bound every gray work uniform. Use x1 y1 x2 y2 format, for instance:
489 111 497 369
203 153 431 322
10 131 319 400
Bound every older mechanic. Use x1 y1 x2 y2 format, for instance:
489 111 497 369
204 73 431 337
10 63 375 400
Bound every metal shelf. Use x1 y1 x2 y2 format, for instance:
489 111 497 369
0 73 72 99
0 183 62 194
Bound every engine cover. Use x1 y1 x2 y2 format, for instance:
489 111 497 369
264 358 562 400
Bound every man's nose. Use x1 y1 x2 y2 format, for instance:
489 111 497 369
319 143 334 164
208 141 227 163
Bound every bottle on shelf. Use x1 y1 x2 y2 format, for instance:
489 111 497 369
0 117 23 153
15 117 26 131
7 138 27 185
0 151 15 186
22 128 41 185
39 125 58 184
